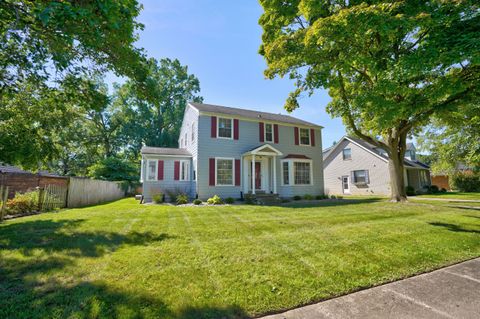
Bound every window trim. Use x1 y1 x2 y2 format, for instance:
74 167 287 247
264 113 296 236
343 148 352 160
264 123 273 142
299 128 311 146
215 157 235 186
179 160 190 181
352 169 368 185
281 159 313 186
217 117 233 140
146 159 158 181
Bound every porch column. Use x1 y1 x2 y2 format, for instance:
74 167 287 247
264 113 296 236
272 156 277 194
252 154 256 195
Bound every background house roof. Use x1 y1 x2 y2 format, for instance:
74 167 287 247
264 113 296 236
324 136 430 169
141 147 192 156
189 102 322 128
0 163 65 177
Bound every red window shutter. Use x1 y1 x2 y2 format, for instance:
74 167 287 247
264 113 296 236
274 124 279 143
310 128 315 147
157 160 164 180
235 159 241 186
294 127 299 145
211 116 217 138
174 161 180 180
209 158 215 186
259 122 264 142
233 119 239 140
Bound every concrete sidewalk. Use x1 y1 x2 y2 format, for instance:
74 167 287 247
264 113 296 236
261 258 480 319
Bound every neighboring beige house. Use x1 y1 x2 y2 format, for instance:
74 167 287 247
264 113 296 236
323 136 431 196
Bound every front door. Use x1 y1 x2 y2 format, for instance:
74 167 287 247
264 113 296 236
342 176 350 194
255 162 261 189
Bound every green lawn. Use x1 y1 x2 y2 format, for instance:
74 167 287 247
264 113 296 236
1 198 479 319
415 192 480 200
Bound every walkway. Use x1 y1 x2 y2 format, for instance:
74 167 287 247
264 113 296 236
261 258 480 319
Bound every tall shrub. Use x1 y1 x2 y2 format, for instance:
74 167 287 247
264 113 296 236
450 173 480 192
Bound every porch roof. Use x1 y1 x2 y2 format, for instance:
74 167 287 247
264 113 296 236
283 154 311 160
243 144 283 156
141 146 192 157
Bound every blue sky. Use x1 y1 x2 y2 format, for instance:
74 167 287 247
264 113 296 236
108 0 346 148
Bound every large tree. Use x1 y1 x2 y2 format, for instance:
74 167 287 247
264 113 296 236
114 58 203 158
259 1 480 201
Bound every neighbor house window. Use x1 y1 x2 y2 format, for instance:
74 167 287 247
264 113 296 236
147 160 157 181
185 133 187 146
218 118 233 138
353 170 368 184
299 128 310 145
282 161 289 185
343 148 352 160
180 160 190 181
216 158 233 185
265 123 273 142
191 122 195 141
294 161 311 185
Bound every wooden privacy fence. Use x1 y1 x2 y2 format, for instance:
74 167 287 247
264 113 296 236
67 177 124 208
39 184 68 211
0 186 8 221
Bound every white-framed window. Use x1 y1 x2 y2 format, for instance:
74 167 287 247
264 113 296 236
282 161 289 185
294 162 311 185
180 160 190 181
218 117 233 139
191 122 195 141
216 158 234 186
184 133 187 146
146 160 157 181
265 123 273 142
299 128 310 145
352 170 368 184
192 159 197 181
281 159 313 186
343 148 352 160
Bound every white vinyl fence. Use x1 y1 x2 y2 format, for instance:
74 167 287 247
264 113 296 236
67 177 124 208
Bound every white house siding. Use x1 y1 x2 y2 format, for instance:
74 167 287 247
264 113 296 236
142 155 193 202
196 114 324 200
177 105 199 194
323 139 391 195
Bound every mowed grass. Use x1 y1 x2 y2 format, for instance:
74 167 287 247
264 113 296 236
1 198 479 319
415 191 480 200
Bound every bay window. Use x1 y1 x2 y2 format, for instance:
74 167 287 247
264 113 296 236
281 160 313 186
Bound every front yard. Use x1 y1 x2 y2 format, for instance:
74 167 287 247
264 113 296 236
414 191 480 201
1 198 479 318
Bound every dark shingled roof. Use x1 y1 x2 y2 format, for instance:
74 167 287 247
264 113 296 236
327 136 430 169
189 102 322 128
0 164 29 174
141 147 192 156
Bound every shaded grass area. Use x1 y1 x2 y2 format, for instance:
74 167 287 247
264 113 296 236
415 192 480 200
1 198 479 318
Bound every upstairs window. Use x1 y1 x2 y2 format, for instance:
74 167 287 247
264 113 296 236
299 128 310 145
265 123 273 142
218 118 233 139
343 148 352 160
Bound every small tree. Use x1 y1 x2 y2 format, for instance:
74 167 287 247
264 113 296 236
259 1 480 201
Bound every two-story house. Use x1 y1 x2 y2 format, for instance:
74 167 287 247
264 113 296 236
140 102 325 201
322 136 431 196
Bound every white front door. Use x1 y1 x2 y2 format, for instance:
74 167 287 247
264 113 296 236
342 176 350 194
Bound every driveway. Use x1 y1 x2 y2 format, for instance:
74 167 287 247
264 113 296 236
261 258 480 319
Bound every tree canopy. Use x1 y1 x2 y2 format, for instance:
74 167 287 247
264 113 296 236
259 0 480 200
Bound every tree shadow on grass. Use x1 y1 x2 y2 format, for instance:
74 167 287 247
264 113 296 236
0 219 248 318
279 197 385 208
428 222 480 234
0 219 172 257
446 205 480 211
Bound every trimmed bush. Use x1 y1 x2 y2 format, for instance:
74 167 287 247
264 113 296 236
337 195 343 199
6 191 39 215
244 194 256 205
225 197 235 204
207 195 223 205
406 186 415 196
315 194 328 200
281 199 290 203
193 199 202 205
152 193 164 204
451 173 480 192
440 188 447 193
176 194 188 205
428 185 440 193
303 194 314 200
293 195 302 201
330 195 336 199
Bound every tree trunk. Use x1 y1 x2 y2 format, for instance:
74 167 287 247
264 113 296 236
388 141 408 202
388 131 407 202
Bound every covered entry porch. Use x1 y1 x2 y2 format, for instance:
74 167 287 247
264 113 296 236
242 144 283 195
